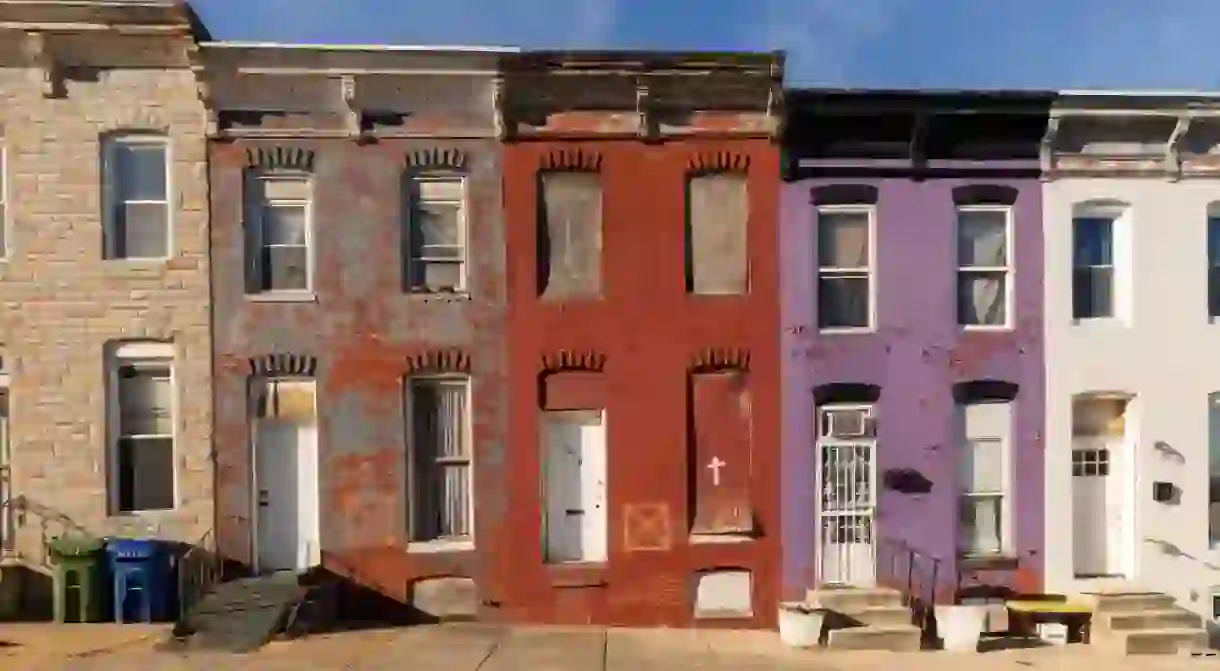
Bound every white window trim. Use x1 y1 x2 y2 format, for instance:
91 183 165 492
958 401 1014 557
1070 202 1128 325
1207 211 1220 324
0 378 10 556
0 140 8 260
816 204 877 334
405 374 474 552
406 175 469 294
956 204 1015 330
106 341 178 515
247 172 316 301
102 134 173 262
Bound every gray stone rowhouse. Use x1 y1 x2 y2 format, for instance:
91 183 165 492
0 0 214 590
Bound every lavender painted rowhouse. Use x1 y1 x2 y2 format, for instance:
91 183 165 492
780 90 1054 606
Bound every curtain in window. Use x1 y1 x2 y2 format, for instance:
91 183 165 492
958 273 1006 325
959 438 1003 555
817 213 869 268
960 496 1002 555
957 211 1007 267
412 382 470 539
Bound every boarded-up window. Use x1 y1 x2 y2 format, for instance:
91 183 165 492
538 172 602 299
686 173 748 294
689 371 754 535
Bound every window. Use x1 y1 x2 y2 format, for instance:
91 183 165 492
108 343 175 513
0 385 9 553
1209 393 1220 548
957 207 1011 327
0 141 7 258
1072 216 1114 319
103 135 170 260
958 401 1012 556
817 207 872 330
245 173 312 295
538 171 603 299
405 176 467 292
406 377 472 544
686 173 748 294
1209 216 1220 319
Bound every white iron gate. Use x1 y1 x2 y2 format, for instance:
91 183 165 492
816 441 877 585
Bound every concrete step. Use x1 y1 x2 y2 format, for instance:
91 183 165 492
851 605 912 628
1099 609 1202 633
1119 628 1209 655
806 587 904 613
826 624 921 651
1086 592 1177 614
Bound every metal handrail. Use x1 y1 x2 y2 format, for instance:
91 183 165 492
878 537 943 629
177 528 221 625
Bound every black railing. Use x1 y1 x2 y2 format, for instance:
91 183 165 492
177 528 221 624
878 537 943 629
0 495 92 565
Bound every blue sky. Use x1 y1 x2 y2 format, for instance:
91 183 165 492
191 0 1220 90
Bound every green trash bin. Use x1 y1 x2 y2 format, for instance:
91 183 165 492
48 535 106 623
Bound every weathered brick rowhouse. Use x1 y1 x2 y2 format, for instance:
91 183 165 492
202 42 513 617
0 1 213 615
498 51 784 627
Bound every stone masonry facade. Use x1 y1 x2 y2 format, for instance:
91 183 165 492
0 3 212 564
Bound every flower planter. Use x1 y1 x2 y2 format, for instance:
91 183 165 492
778 602 825 648
936 604 986 652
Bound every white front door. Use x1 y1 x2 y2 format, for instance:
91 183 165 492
1072 443 1124 576
255 419 320 573
817 442 876 585
543 411 607 563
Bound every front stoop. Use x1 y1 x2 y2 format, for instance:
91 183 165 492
806 587 922 651
1083 591 1211 656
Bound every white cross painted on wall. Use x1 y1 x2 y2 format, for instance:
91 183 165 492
707 457 726 486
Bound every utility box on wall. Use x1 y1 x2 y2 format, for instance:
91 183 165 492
1152 481 1174 503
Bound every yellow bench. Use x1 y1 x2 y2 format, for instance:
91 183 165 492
1005 599 1093 643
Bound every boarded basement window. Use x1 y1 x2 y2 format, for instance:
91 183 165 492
686 173 748 294
538 172 602 300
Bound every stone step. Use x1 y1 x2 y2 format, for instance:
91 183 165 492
806 587 904 613
851 605 912 628
1119 628 1209 655
1086 592 1177 614
1099 609 1202 633
826 625 921 651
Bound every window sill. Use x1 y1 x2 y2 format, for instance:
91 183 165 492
405 290 471 301
961 324 1015 333
818 326 874 336
246 291 318 304
958 553 1019 570
406 539 475 554
1071 317 1122 327
689 533 754 545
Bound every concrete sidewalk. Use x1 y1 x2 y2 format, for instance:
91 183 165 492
6 622 1218 670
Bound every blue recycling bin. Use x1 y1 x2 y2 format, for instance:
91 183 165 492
105 539 174 623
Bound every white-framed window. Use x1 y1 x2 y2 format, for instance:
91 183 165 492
0 140 8 258
406 375 473 546
816 206 873 331
1211 589 1220 621
1072 215 1114 320
1208 212 1220 319
405 176 467 293
958 400 1013 556
245 172 313 296
102 134 171 260
0 378 10 554
107 341 176 514
956 206 1012 327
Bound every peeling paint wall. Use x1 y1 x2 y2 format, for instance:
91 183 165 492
780 178 1046 601
502 140 782 627
210 136 507 601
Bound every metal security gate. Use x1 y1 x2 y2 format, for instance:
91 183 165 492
816 406 877 586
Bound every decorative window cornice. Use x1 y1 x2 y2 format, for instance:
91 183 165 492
688 152 750 174
951 184 1019 206
405 348 472 374
249 353 318 377
810 184 879 206
405 147 469 173
688 347 751 373
540 349 607 373
245 146 316 172
540 148 602 172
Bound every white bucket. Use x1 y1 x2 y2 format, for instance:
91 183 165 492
778 602 825 648
936 604 986 652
